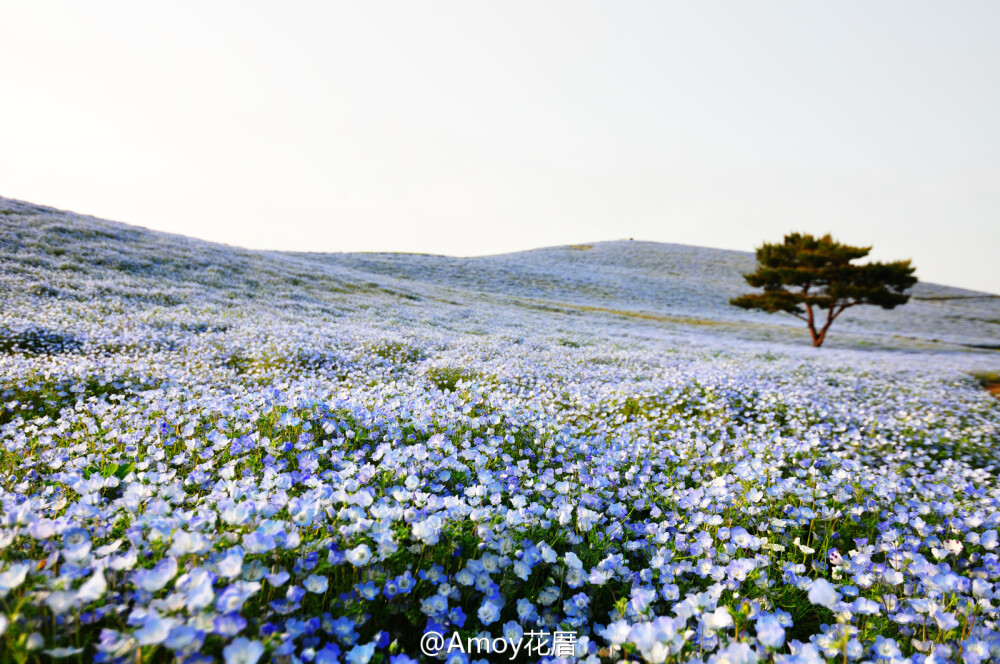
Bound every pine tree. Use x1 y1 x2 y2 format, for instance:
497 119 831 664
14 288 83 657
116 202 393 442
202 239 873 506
730 233 917 347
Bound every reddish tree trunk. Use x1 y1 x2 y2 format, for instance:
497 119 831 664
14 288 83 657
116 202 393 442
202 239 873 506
805 303 824 347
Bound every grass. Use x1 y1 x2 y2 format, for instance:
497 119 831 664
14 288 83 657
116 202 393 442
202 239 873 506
972 370 1000 387
424 366 478 393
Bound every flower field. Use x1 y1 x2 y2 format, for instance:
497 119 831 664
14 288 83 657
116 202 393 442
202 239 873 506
1 199 1000 663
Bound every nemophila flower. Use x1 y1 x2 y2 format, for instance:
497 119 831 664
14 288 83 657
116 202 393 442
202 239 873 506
0 563 30 598
109 548 138 571
315 644 342 664
164 624 203 651
356 581 379 600
502 619 523 642
46 591 75 614
756 615 785 649
389 656 418 664
214 548 244 579
629 586 656 616
61 528 92 563
28 519 55 540
455 568 474 586
702 606 733 633
708 642 758 664
345 544 371 566
212 613 247 637
222 637 264 664
396 571 415 593
171 530 211 556
175 568 215 612
597 620 630 645
5 255 1000 662
516 597 538 622
133 609 177 646
214 582 259 613
242 530 276 554
808 578 840 609
537 585 560 606
265 569 290 587
329 616 359 645
449 605 466 628
286 584 306 604
872 635 902 659
477 599 501 625
77 566 107 604
961 638 991 664
346 642 376 664
42 647 84 658
218 500 253 526
411 515 443 545
933 610 960 631
133 556 178 593
304 575 328 594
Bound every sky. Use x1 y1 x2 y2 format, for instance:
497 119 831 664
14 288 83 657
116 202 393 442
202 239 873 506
2 1 999 294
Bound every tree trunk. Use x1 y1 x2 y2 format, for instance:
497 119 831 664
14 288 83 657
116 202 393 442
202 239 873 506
805 303 823 346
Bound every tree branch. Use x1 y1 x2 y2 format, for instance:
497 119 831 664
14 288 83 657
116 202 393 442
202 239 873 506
830 302 855 322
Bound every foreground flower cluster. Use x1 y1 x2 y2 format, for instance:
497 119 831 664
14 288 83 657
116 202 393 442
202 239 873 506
1 205 1000 664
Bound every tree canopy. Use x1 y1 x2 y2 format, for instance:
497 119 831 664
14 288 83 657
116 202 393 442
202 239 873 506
730 233 917 347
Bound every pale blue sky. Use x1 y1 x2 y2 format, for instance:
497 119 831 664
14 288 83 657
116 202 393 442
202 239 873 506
3 1 998 293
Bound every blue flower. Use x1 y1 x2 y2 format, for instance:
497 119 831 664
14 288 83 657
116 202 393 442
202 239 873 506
222 637 264 664
756 615 785 650
807 578 840 609
346 642 375 664
304 575 329 594
477 599 501 625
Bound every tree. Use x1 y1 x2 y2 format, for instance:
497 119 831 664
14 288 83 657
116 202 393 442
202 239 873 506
730 233 917 347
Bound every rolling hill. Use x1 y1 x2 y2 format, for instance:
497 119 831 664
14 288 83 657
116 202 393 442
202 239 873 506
0 195 997 354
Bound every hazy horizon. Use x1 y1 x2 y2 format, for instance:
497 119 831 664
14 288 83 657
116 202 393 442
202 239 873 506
3 1 998 294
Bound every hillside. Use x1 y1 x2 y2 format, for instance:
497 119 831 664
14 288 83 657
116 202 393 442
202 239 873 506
2 195 1000 662
2 196 998 353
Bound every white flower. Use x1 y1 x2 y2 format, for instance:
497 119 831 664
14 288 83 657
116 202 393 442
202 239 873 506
793 537 815 555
